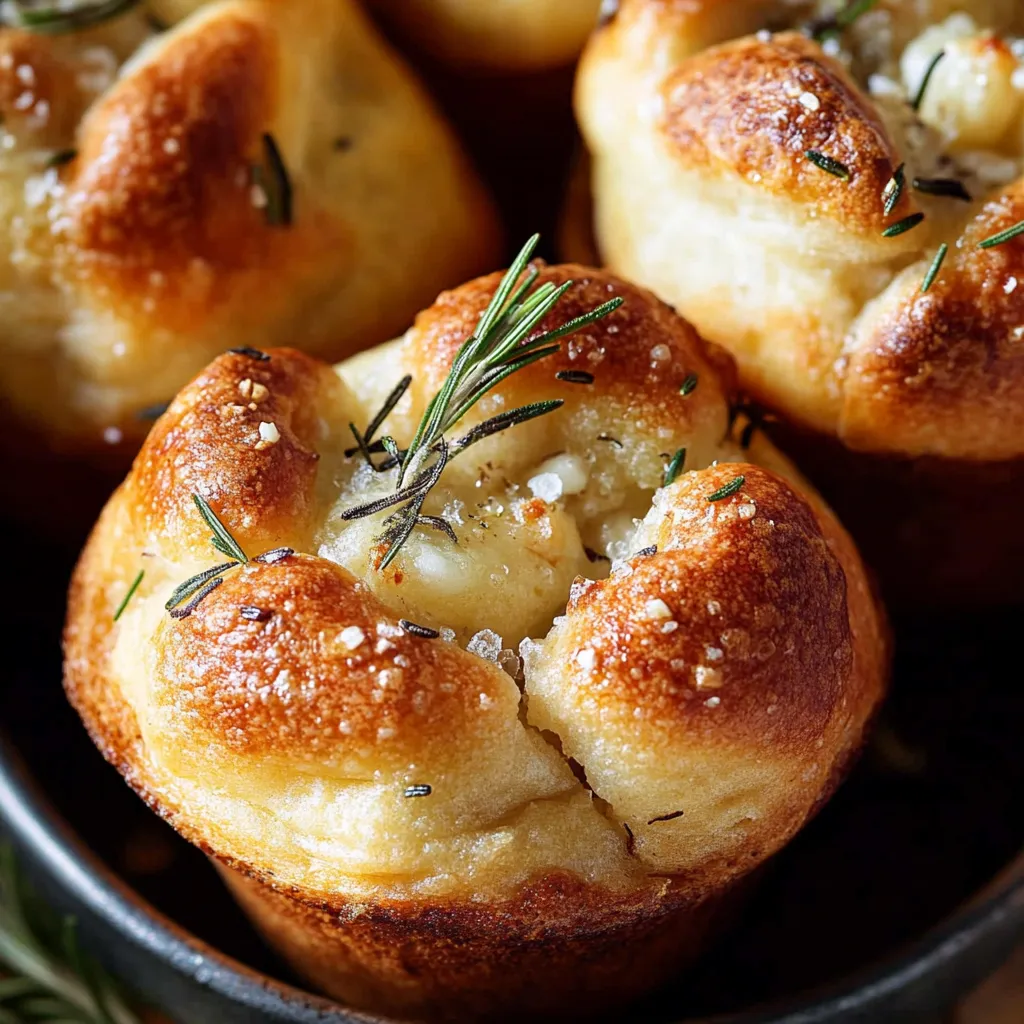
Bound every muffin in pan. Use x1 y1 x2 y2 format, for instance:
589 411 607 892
367 0 604 72
64 252 888 1020
576 0 1024 601
0 0 499 461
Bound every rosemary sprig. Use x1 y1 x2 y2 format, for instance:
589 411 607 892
251 133 292 227
2 0 140 33
343 234 623 570
194 495 248 563
112 570 144 622
921 243 948 293
882 212 925 238
882 163 905 216
978 221 1024 249
805 150 850 180
0 846 142 1024
912 50 945 111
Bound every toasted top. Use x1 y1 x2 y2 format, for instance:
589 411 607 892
367 0 603 71
65 262 887 908
0 0 497 453
577 0 1024 459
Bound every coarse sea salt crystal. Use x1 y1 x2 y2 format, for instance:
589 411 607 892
467 629 502 662
528 472 563 502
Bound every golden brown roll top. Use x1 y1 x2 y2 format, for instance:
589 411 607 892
66 262 887 1017
577 0 1024 460
0 0 498 453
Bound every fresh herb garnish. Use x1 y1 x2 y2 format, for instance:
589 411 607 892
805 150 850 180
633 545 657 558
346 375 412 465
194 494 247 563
882 163 905 216
807 0 879 41
912 50 945 111
136 401 170 421
921 243 948 293
2 0 140 34
882 212 925 238
978 221 1024 249
663 448 686 487
399 619 440 639
647 810 684 824
912 177 971 202
228 346 270 361
0 845 143 1023
555 370 595 384
341 234 622 570
679 373 698 396
707 476 745 502
404 785 432 798
46 148 77 168
251 133 292 227
113 569 144 622
623 822 636 855
596 434 623 448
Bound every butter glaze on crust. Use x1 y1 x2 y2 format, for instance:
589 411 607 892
0 0 498 454
65 264 887 1018
577 0 1024 460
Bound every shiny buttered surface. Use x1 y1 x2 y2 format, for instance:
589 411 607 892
368 0 604 71
0 0 498 453
577 0 1024 461
64 264 887 1018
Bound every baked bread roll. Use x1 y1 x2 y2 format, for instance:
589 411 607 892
367 0 603 72
576 0 1024 600
0 0 498 459
64 258 888 1019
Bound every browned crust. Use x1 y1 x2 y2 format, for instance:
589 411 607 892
407 261 738 418
128 348 340 557
565 464 851 752
841 182 1024 459
221 865 725 1021
659 32 912 234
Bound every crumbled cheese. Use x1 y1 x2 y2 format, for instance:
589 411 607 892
798 91 820 111
339 626 365 650
644 598 672 619
238 378 253 398
575 648 597 672
704 696 721 708
695 665 723 690
528 472 563 502
528 453 589 498
251 382 269 403
258 421 280 444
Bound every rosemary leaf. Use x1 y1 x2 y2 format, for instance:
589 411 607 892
912 50 945 111
679 373 698 396
193 495 248 563
882 163 905 216
978 220 1024 249
921 243 948 293
882 212 925 238
805 150 850 180
3 0 140 34
112 570 144 622
707 475 746 502
912 177 971 202
663 449 686 487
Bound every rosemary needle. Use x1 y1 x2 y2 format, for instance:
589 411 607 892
679 373 698 396
663 449 686 487
912 50 945 111
978 221 1024 249
3 0 140 33
344 234 623 570
707 476 745 502
113 570 144 622
805 150 850 181
921 243 948 293
882 164 905 216
882 213 925 238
